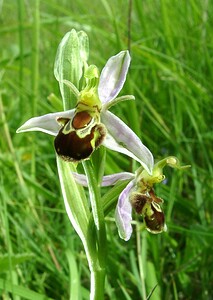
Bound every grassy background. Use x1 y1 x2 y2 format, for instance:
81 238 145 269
0 0 212 299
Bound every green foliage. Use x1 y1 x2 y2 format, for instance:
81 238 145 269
0 253 34 273
0 0 212 299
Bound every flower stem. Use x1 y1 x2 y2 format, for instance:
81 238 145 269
90 268 106 300
57 157 106 299
82 160 106 299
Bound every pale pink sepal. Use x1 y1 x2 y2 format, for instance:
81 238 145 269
73 172 134 187
16 109 75 136
98 50 130 105
115 180 134 241
102 111 154 174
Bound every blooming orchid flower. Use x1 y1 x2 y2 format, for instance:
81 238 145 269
74 156 189 241
17 51 154 174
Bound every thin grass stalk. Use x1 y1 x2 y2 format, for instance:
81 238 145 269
127 0 132 53
17 0 24 116
0 96 25 188
1 187 20 300
31 0 40 200
136 223 147 300
1 96 42 226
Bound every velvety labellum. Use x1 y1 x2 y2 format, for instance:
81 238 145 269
130 189 165 234
130 193 148 214
144 201 165 234
54 123 106 162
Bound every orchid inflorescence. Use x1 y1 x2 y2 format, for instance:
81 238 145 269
17 29 188 242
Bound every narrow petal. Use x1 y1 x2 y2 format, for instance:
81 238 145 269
16 110 75 136
73 172 134 187
102 94 135 112
98 51 130 105
102 111 154 174
115 180 134 241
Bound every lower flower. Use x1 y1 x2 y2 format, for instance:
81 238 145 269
73 156 190 241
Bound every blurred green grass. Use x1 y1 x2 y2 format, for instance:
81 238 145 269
0 0 212 299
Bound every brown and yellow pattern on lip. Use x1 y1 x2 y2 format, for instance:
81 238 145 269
54 112 106 162
130 188 166 234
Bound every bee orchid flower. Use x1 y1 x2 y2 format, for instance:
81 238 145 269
17 50 154 174
74 156 189 241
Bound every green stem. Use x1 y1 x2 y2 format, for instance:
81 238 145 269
90 269 106 300
57 157 103 299
82 160 106 299
83 160 107 265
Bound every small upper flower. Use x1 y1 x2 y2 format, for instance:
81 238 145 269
17 50 154 174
